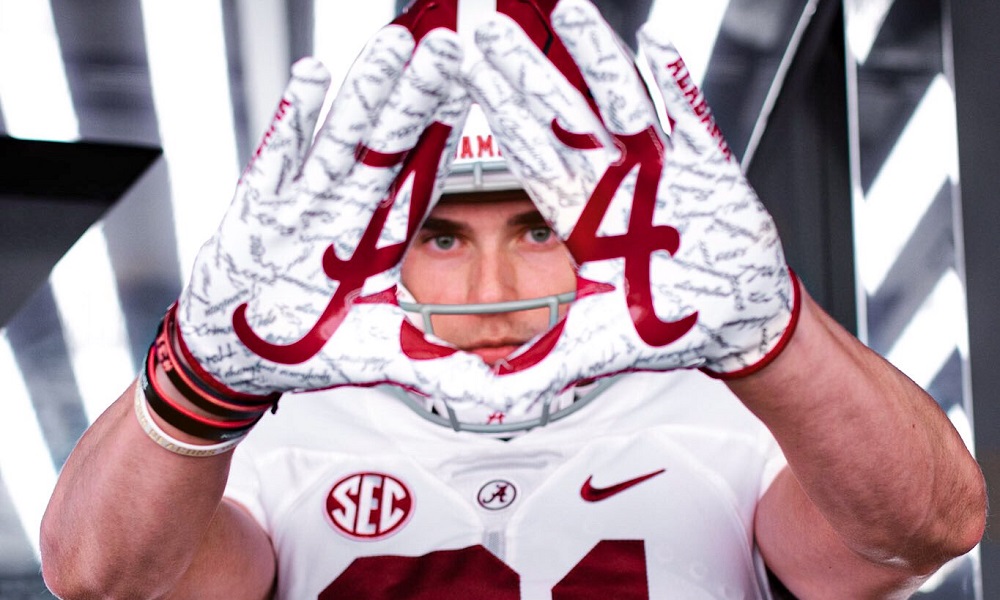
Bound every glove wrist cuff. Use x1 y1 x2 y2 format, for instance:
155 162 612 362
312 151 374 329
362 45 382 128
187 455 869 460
700 267 802 381
168 304 281 407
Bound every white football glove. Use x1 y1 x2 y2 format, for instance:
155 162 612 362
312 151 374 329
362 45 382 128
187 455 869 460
174 7 471 397
464 0 799 380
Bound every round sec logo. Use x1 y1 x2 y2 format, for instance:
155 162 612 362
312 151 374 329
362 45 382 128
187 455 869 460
325 472 413 540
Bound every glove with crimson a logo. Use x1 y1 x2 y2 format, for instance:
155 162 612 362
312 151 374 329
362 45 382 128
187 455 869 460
463 0 800 381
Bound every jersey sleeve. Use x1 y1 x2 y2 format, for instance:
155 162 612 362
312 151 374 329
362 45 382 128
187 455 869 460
223 442 269 531
757 433 788 500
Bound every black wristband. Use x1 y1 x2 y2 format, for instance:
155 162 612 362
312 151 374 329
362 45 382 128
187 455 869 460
166 304 282 410
140 351 263 443
151 315 275 419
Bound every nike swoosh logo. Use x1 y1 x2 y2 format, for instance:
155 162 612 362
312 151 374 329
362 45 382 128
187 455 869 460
580 468 666 502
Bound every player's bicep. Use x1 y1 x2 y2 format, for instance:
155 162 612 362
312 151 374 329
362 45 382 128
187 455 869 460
166 498 276 600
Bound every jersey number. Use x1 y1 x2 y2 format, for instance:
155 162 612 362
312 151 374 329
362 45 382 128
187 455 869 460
319 539 648 599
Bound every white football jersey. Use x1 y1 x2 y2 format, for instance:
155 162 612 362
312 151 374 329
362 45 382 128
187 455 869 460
225 370 786 599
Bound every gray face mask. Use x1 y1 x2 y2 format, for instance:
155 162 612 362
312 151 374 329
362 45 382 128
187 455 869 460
393 286 618 436
397 290 576 336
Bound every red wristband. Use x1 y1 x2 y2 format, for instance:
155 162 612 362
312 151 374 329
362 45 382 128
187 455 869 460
152 311 276 418
141 351 263 442
168 304 281 407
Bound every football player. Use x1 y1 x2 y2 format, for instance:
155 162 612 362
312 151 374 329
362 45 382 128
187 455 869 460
40 0 985 598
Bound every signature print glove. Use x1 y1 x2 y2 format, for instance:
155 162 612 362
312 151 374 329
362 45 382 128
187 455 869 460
465 0 800 380
171 10 469 399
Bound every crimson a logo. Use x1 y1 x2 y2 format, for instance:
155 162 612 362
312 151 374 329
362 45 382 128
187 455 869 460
325 472 413 540
476 479 517 510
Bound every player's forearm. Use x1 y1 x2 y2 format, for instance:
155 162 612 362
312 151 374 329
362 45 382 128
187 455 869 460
728 286 986 572
40 378 233 599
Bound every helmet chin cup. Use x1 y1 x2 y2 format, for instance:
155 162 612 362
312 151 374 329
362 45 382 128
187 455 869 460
380 374 622 435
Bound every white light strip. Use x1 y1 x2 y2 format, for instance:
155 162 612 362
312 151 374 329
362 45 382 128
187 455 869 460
0 0 79 141
235 0 291 144
313 0 397 126
141 0 240 282
0 330 58 559
49 225 136 423
741 0 818 170
857 74 958 294
946 403 975 457
885 269 968 391
844 0 895 65
646 0 729 87
314 0 396 92
458 0 497 44
843 15 868 343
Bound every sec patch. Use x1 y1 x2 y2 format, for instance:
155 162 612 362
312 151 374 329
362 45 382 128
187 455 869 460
325 472 413 540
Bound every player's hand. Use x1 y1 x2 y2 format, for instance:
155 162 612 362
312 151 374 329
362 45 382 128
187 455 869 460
465 0 799 378
172 8 468 398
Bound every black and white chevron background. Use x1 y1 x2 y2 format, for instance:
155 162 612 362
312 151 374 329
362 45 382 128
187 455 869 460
0 0 984 597
844 0 979 596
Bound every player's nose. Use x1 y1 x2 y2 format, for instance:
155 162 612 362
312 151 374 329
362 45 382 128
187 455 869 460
467 246 518 306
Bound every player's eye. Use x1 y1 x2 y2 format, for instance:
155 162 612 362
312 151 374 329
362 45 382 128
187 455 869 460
527 227 553 244
432 234 457 250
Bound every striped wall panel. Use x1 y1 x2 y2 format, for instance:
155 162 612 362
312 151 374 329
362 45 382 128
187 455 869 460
845 0 978 597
